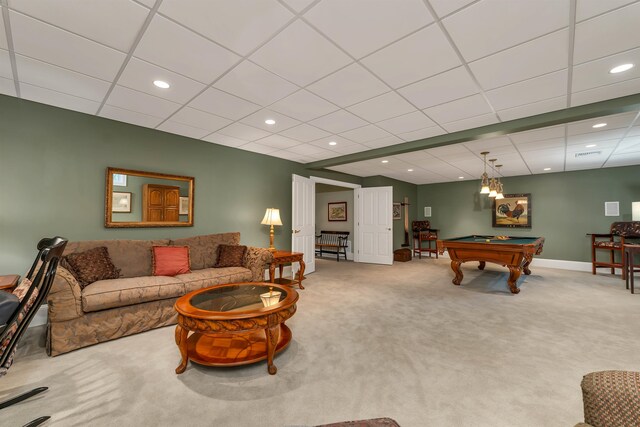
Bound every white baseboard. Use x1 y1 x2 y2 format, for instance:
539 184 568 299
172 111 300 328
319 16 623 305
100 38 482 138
436 251 593 272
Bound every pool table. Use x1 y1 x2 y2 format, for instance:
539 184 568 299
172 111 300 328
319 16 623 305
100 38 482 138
436 235 545 294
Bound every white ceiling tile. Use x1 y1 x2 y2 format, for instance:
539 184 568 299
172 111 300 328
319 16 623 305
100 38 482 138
134 15 240 84
308 135 358 148
0 76 16 96
188 87 261 120
271 150 313 163
118 58 206 104
377 111 436 134
287 143 329 155
441 113 498 133
217 122 271 141
427 144 474 159
398 66 478 109
310 109 368 133
99 104 163 128
239 142 280 155
306 63 389 108
269 90 339 122
509 125 566 144
340 125 391 143
214 60 298 106
469 29 568 91
567 130 626 145
240 109 300 132
347 91 416 122
159 0 293 56
515 138 566 152
566 138 620 151
157 120 211 139
463 136 515 156
10 0 148 52
361 24 461 88
485 70 568 111
574 2 640 64
325 141 370 155
135 0 155 8
10 11 125 81
605 152 640 168
202 133 248 148
424 94 493 124
15 54 110 101
20 83 101 114
0 50 9 78
567 112 638 135
614 135 640 154
251 20 351 86
0 9 6 49
279 124 330 142
571 77 640 106
361 135 404 149
170 107 232 133
429 0 476 18
497 96 567 122
280 0 316 13
305 0 433 58
443 0 569 62
254 134 301 149
106 85 180 118
572 47 640 92
398 126 446 142
576 0 637 22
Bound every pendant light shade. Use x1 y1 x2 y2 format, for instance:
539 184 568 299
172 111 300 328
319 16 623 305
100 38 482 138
480 152 490 194
495 164 504 199
488 159 497 198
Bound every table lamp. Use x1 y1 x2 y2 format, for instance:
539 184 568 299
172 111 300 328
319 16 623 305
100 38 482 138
261 208 282 252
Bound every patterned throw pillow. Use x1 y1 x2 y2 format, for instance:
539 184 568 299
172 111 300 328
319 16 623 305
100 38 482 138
152 246 191 276
63 247 121 288
215 245 247 268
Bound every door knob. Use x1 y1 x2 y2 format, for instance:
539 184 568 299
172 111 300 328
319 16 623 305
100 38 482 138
293 229 301 233
387 228 392 231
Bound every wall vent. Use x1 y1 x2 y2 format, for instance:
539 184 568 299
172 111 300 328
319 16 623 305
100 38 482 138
574 150 601 158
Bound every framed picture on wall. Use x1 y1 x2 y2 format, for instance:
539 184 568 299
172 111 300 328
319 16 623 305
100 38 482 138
492 193 531 228
393 203 401 220
112 173 127 187
179 197 189 215
112 192 132 213
328 201 347 221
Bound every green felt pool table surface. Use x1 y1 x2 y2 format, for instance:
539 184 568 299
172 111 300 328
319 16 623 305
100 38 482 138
444 235 542 245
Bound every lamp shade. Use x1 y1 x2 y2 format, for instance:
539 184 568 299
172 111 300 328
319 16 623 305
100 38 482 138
261 208 282 226
633 202 640 221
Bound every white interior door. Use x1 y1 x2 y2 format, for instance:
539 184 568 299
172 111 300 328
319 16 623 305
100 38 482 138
292 174 315 275
355 186 393 265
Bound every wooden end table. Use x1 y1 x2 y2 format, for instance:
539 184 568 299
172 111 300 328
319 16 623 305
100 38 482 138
269 250 306 289
0 275 20 292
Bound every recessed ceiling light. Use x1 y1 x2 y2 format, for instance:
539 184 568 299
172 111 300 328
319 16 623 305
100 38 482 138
592 123 607 128
381 160 389 163
609 63 634 74
458 176 464 179
586 144 597 148
543 167 551 171
153 80 170 89
265 119 276 125
407 169 413 172
328 141 337 146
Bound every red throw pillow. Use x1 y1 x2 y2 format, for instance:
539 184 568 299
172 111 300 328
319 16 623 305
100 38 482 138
153 246 191 276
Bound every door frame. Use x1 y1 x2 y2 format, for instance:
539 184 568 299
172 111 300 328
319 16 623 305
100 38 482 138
309 176 361 263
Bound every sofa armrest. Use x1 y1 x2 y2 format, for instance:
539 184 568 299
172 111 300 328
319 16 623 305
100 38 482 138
47 266 83 322
244 247 274 282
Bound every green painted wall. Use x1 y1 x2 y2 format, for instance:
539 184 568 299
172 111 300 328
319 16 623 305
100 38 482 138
0 95 361 273
362 176 418 250
417 167 640 262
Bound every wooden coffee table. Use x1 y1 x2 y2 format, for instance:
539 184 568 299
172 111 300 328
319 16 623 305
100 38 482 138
174 282 298 375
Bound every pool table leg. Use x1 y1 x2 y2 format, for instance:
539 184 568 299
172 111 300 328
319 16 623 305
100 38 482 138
451 260 463 285
477 261 486 270
507 266 522 294
523 254 533 275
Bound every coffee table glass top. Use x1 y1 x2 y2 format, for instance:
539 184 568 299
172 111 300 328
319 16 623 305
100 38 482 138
190 284 287 313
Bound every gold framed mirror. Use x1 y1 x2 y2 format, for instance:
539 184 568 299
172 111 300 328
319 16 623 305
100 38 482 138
105 167 194 228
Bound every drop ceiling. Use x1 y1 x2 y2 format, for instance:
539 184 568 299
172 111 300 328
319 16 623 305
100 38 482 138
1 0 640 184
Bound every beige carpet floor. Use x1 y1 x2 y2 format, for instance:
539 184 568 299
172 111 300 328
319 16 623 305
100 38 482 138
1 257 639 427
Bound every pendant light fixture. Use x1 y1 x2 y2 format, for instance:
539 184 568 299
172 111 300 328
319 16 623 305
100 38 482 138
488 159 497 198
480 152 490 194
495 164 504 200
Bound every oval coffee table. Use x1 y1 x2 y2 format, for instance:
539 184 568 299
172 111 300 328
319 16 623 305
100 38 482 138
174 282 298 375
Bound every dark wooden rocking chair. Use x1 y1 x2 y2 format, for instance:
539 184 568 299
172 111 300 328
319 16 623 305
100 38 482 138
0 236 68 426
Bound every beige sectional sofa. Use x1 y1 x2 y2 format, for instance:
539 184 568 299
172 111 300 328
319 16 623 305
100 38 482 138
46 232 273 356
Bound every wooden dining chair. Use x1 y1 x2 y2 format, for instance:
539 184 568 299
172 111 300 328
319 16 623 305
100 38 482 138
590 222 640 279
412 221 439 259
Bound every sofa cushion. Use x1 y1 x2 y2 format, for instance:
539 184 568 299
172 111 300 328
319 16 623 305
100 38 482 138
170 232 240 270
215 245 247 268
64 239 171 278
82 276 185 313
176 267 252 293
64 247 121 287
152 246 191 276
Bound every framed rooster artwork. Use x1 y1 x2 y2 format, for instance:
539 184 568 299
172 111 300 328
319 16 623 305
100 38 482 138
492 193 531 228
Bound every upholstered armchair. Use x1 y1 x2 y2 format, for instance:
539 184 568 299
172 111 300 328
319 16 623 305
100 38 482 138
576 371 640 427
590 221 640 279
412 221 438 259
